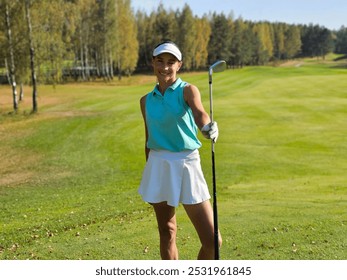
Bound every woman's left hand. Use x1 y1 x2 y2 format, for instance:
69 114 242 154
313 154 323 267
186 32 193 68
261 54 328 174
201 121 219 142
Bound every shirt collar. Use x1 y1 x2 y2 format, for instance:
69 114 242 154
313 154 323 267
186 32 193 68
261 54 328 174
153 78 182 96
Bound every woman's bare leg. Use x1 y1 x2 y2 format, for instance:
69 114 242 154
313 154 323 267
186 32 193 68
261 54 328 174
183 200 222 260
152 202 178 260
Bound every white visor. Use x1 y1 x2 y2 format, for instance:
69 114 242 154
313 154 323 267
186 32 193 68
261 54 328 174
153 43 182 61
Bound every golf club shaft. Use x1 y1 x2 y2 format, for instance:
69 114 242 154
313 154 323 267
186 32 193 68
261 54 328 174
209 77 220 260
212 145 219 260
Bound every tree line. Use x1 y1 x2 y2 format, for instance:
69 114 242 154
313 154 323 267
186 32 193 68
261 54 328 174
1 0 346 112
138 3 345 69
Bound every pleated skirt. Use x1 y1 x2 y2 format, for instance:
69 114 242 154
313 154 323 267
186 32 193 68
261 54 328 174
138 149 211 207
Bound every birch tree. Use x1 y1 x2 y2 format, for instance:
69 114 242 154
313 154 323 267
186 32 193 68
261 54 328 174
273 23 286 60
194 16 211 69
29 0 70 84
177 4 196 70
113 0 138 79
94 0 115 80
3 1 18 111
252 22 274 64
284 25 302 59
69 0 94 81
25 0 37 112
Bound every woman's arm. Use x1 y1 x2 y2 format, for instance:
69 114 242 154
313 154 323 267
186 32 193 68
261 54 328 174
184 84 219 142
140 95 149 161
184 84 210 129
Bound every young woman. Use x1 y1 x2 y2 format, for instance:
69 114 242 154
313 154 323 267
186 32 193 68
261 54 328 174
139 41 222 260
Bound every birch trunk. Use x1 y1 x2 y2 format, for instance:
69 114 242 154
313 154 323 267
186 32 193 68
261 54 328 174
25 0 38 113
5 3 18 112
19 83 24 101
79 29 85 81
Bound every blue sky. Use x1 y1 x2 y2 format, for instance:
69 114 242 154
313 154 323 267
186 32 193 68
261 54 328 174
131 0 346 30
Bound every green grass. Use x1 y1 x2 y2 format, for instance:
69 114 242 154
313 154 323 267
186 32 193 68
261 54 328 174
0 58 346 260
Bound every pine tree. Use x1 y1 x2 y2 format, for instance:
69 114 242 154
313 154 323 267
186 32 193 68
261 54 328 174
335 26 347 54
231 18 254 67
208 13 232 64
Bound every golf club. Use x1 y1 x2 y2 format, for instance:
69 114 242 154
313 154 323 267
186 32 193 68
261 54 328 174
208 60 226 260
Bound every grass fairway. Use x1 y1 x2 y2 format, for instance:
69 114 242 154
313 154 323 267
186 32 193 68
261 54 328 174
0 58 346 260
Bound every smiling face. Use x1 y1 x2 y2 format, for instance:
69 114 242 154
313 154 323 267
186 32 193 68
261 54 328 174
152 53 182 86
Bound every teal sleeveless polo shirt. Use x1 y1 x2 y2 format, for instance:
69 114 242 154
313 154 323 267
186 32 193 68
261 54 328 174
145 78 202 152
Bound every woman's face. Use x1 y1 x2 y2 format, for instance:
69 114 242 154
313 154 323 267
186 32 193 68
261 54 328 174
152 53 182 84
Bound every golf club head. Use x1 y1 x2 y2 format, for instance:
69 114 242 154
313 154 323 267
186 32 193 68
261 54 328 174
209 60 226 75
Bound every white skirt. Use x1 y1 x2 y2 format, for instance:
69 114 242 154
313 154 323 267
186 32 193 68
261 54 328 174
138 149 211 207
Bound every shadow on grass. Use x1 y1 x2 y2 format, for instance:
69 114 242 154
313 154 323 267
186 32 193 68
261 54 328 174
331 54 347 68
329 64 347 69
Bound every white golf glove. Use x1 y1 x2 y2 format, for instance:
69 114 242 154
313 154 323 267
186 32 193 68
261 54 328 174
201 121 219 142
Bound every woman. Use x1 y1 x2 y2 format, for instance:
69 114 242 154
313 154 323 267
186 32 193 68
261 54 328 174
139 41 222 260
